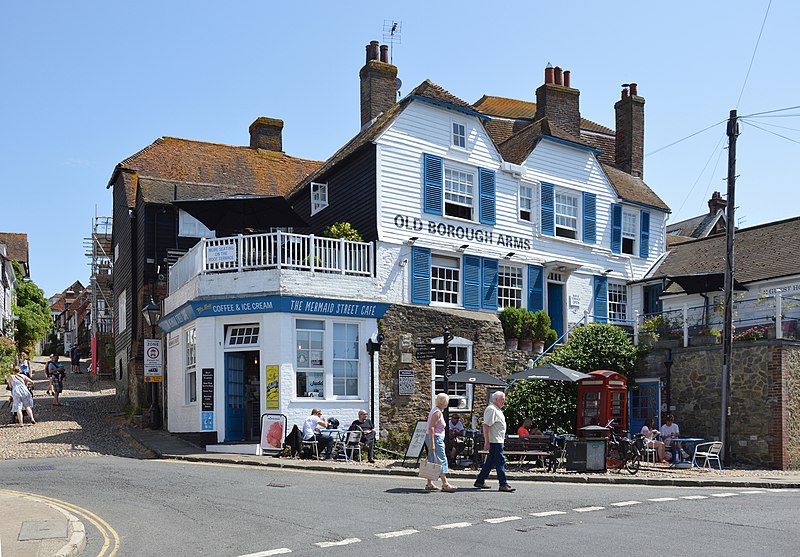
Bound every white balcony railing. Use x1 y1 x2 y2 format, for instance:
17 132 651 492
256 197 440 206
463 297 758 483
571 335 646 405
170 231 374 291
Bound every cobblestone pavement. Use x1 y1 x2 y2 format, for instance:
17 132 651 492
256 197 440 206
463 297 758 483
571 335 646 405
1 357 153 461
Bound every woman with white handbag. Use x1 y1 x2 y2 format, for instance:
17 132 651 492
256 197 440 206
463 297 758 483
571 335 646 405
422 392 457 492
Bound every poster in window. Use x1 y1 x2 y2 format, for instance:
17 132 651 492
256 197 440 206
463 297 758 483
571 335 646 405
306 372 324 397
265 365 279 409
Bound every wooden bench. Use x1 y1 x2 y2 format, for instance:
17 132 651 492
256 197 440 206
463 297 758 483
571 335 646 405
478 435 553 469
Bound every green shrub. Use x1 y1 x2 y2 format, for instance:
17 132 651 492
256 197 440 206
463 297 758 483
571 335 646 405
0 336 17 381
498 307 522 339
323 222 363 242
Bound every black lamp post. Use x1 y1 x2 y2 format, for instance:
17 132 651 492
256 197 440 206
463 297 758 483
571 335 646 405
142 296 162 429
365 333 385 425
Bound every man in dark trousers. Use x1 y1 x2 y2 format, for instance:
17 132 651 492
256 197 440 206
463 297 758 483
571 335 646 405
349 409 376 463
474 391 515 492
70 345 82 373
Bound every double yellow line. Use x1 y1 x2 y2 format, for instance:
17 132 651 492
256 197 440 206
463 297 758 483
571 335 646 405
0 489 120 556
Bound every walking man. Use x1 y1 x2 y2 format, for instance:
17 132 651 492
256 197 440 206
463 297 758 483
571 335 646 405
474 391 515 492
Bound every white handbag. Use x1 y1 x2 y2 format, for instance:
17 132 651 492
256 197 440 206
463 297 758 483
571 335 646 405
417 459 442 480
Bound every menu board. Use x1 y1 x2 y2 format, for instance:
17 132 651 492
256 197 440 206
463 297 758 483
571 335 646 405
202 368 214 411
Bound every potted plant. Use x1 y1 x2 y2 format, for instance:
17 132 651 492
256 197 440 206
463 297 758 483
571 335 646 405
499 307 522 350
529 310 555 354
518 309 535 352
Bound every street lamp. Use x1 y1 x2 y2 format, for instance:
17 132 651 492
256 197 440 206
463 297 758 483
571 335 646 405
365 333 385 426
142 296 162 429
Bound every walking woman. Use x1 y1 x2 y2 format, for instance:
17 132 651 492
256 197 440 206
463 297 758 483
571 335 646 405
18 353 32 378
425 392 457 492
6 366 35 426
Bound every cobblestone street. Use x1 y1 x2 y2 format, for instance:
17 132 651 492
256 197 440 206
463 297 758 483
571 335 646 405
1 357 153 461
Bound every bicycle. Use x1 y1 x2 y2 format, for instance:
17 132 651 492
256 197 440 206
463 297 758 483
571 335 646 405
604 420 642 474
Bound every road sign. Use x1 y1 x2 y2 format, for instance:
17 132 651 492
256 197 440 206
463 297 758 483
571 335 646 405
144 339 163 381
415 347 437 360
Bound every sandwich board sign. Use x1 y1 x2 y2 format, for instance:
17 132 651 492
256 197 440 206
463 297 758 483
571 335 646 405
402 420 429 465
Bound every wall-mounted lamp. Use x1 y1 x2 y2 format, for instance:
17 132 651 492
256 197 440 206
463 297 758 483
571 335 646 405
557 265 567 272
406 236 419 246
457 244 469 252
504 252 515 260
603 269 613 275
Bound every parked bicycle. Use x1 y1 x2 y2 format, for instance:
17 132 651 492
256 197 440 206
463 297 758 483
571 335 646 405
604 420 642 474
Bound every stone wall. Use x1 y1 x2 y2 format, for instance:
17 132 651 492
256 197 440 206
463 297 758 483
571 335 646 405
377 304 506 439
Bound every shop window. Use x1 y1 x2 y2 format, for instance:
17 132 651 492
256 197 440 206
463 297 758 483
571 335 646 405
185 327 197 404
296 319 325 398
333 323 359 397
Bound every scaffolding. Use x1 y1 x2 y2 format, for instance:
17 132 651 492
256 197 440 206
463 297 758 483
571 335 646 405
84 214 113 376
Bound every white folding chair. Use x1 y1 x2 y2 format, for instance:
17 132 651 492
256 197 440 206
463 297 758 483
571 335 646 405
692 441 723 470
302 438 319 459
642 440 659 464
343 430 363 462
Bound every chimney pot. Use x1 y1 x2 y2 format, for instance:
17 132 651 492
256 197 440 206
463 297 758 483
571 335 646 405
614 82 645 178
630 83 638 95
366 40 380 62
380 44 389 63
360 41 398 127
554 66 563 86
544 65 555 84
621 87 629 99
563 70 571 88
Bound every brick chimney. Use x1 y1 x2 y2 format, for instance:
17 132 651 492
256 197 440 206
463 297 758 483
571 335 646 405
614 83 645 178
534 64 581 138
708 191 727 214
359 40 398 127
249 117 284 151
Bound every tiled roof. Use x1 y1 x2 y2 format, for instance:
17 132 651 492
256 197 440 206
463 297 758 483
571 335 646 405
473 96 615 135
412 80 476 111
601 164 670 212
496 118 585 164
110 137 322 206
667 213 722 238
137 177 274 204
652 216 800 284
0 233 29 265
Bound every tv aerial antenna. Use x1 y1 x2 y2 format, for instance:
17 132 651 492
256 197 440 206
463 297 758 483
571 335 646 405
382 20 402 65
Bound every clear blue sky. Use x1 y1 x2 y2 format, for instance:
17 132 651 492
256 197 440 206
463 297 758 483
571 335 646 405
1 1 796 298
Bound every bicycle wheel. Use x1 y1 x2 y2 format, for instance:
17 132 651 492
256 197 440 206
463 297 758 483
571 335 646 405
625 447 641 474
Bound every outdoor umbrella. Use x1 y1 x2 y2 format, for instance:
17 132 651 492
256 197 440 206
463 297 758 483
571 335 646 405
446 368 507 387
506 362 591 383
172 194 309 235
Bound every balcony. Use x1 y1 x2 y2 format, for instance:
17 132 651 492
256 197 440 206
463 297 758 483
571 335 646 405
167 232 381 312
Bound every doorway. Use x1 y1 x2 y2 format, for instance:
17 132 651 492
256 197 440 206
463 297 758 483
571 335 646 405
224 350 260 442
630 379 660 434
547 282 564 338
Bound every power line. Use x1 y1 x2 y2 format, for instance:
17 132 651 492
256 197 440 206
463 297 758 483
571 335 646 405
645 120 726 157
736 0 772 109
740 105 800 118
671 132 726 218
742 120 800 133
741 119 800 146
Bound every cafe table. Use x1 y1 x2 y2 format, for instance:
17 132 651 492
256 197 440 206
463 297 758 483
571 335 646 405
670 437 704 468
319 429 351 461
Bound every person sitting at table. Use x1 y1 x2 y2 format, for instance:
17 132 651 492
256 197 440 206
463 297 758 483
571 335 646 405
659 413 688 460
641 418 666 462
447 412 466 463
517 417 532 436
349 409 376 463
302 408 334 460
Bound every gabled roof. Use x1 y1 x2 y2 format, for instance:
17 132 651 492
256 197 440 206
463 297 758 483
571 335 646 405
0 232 29 268
497 118 585 164
651 216 800 285
601 164 670 212
110 137 322 208
667 212 724 238
473 96 614 135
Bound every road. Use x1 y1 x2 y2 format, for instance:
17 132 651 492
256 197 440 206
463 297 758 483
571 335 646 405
2 456 798 556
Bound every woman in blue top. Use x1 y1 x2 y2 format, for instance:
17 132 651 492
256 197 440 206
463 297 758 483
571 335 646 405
18 353 32 378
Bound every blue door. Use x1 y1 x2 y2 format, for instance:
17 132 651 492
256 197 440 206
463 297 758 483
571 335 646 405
225 353 246 441
547 282 564 338
630 380 660 435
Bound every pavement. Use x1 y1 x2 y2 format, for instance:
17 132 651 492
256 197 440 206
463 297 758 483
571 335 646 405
3 355 800 556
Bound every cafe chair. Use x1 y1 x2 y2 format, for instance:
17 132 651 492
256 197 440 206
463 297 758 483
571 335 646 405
334 430 363 462
691 441 723 470
301 438 320 459
642 441 659 464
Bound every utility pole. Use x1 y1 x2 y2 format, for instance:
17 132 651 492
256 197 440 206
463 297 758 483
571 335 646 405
721 109 739 467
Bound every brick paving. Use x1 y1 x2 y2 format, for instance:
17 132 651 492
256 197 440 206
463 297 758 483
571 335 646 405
1 357 152 461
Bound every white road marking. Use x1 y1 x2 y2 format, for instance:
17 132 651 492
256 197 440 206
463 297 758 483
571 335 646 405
315 538 361 548
375 529 419 539
433 522 472 529
610 501 641 507
739 490 766 494
680 495 708 500
530 511 568 517
648 497 678 502
485 516 522 524
711 493 738 497
574 506 605 512
239 549 291 557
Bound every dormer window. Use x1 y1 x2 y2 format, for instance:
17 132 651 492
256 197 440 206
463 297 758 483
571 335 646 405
452 121 466 149
311 182 328 215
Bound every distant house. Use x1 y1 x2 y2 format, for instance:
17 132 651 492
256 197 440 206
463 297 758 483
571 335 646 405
0 244 17 336
0 232 30 279
43 280 84 355
107 123 321 411
666 191 728 244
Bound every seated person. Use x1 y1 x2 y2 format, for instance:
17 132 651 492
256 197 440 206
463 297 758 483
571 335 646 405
302 408 334 460
659 413 687 459
641 418 666 462
532 427 543 436
517 417 532 436
349 409 376 463
447 412 466 462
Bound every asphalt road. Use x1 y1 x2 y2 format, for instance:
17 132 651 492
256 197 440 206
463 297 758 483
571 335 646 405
2 456 798 557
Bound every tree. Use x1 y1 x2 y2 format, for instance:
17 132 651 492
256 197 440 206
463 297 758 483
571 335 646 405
11 261 52 355
504 323 642 433
323 222 363 242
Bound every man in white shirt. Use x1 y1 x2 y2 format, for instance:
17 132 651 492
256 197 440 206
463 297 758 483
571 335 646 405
474 391 515 492
302 408 334 460
659 414 687 459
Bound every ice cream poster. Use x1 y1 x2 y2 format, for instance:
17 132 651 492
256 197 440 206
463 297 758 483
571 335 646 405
260 414 285 452
265 365 279 409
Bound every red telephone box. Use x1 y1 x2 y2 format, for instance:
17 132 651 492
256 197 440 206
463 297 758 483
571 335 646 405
576 370 628 433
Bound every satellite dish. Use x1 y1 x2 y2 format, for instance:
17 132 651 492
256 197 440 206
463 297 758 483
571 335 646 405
395 78 402 91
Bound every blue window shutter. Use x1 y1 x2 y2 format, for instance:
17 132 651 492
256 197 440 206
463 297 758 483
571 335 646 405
594 275 608 323
527 265 544 311
463 255 481 309
639 210 650 258
411 247 431 305
610 203 622 254
482 258 498 309
583 192 596 244
423 154 443 215
541 182 555 236
479 168 496 225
